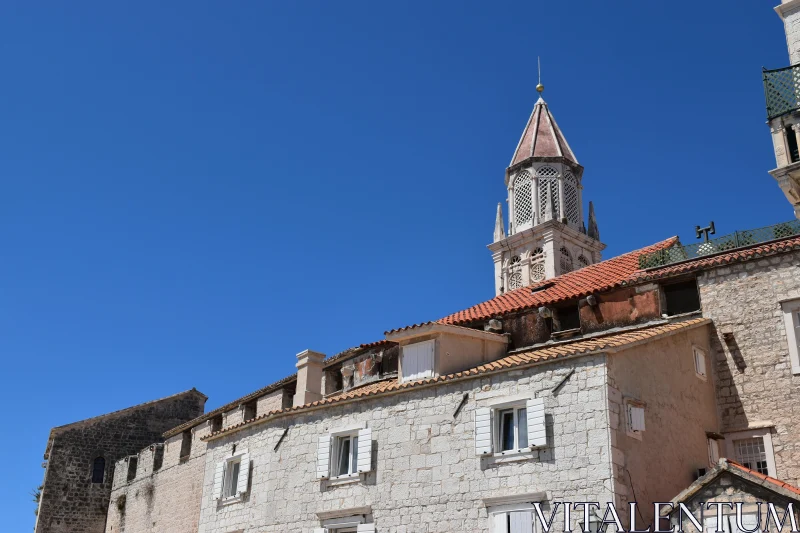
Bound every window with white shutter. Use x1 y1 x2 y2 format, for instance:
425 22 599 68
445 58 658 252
625 400 646 439
213 448 250 504
400 339 435 382
476 396 547 457
489 504 536 533
319 426 372 480
781 299 800 375
693 346 707 380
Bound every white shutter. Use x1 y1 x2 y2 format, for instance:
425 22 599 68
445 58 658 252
419 340 434 378
630 406 646 432
357 428 373 473
510 510 534 533
238 451 250 494
493 512 510 533
357 524 376 532
526 397 547 448
708 439 720 466
317 435 331 479
401 340 434 382
313 529 329 533
212 460 225 500
695 348 706 377
475 407 492 455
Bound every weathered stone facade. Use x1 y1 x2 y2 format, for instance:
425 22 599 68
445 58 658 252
698 250 800 485
35 390 207 533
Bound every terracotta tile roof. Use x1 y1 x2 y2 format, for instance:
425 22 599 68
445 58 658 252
201 318 708 441
728 460 800 496
629 235 800 283
510 97 578 166
438 237 678 326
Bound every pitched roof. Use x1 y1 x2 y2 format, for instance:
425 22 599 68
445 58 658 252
439 236 678 326
728 460 800 496
201 318 708 441
629 235 800 283
510 97 578 167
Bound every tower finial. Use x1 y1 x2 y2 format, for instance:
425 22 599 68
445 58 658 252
536 57 544 94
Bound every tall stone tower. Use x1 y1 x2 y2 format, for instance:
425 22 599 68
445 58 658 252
488 89 604 296
765 0 800 218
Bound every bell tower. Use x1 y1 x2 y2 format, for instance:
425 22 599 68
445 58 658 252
488 85 605 296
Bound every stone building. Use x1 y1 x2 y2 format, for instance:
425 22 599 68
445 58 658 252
35 389 207 533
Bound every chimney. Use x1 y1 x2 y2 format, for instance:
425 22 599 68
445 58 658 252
293 349 326 407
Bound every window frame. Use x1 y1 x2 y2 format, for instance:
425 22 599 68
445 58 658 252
220 449 249 503
488 502 537 533
91 456 105 484
724 428 777 477
693 345 708 381
332 433 360 479
781 299 800 375
495 405 529 454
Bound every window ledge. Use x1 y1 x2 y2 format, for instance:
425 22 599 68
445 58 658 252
488 449 539 464
326 474 362 486
219 492 246 506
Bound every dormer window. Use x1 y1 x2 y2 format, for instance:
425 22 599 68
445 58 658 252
400 340 435 382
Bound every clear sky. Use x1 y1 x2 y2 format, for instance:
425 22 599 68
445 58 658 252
0 1 791 528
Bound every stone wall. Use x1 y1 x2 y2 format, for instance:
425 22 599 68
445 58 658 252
196 355 615 533
606 324 718 526
698 250 800 485
105 422 211 533
781 1 800 65
35 390 207 533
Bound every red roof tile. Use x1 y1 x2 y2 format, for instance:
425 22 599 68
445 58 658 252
438 236 678 326
629 236 800 283
727 460 800 496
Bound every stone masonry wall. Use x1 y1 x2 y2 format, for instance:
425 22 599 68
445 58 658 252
35 391 206 533
782 2 800 65
105 422 211 533
197 355 614 533
698 251 800 485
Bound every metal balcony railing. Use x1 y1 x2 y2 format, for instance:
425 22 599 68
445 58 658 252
764 64 800 120
638 220 800 270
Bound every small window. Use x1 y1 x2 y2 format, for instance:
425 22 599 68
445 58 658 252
781 299 800 375
152 444 165 471
180 430 192 460
733 437 769 475
663 280 701 316
333 434 359 477
126 456 138 482
554 304 580 332
213 449 251 502
707 438 720 467
496 407 528 452
694 346 707 380
788 125 800 163
559 246 573 274
401 340 435 382
577 255 589 268
224 458 242 497
489 503 536 533
625 400 645 439
210 414 223 433
92 457 105 484
242 401 256 422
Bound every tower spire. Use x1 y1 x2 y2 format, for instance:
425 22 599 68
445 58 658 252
493 203 506 243
588 201 600 241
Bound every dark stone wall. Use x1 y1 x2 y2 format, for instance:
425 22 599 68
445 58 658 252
35 390 206 533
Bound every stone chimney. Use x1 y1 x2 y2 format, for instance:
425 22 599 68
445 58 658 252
293 349 326 408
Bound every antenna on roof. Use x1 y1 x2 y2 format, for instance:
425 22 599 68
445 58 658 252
537 57 544 94
696 221 716 242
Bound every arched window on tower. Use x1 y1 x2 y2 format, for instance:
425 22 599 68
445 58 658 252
513 171 533 230
508 271 523 290
578 255 590 268
564 171 580 227
530 247 545 283
92 456 105 484
537 166 560 221
560 246 573 274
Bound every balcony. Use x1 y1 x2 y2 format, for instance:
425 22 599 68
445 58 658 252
638 219 800 269
764 64 800 120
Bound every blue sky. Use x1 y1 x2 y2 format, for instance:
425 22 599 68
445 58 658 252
0 1 790 528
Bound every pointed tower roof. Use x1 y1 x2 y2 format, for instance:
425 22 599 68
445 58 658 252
510 97 578 167
493 203 506 243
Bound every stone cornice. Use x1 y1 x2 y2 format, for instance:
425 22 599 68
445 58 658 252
775 0 800 19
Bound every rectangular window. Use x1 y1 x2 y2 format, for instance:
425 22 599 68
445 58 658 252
401 339 435 382
180 430 192 460
788 125 800 163
224 458 241 497
126 456 138 482
734 437 769 475
554 304 580 332
663 280 701 316
334 434 359 477
626 400 646 439
694 346 707 380
708 438 720 467
489 504 536 533
781 299 800 375
497 407 528 452
213 449 250 502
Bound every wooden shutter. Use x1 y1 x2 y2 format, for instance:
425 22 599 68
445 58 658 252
238 451 250 493
695 349 706 376
526 397 547 447
510 510 534 533
492 512 509 533
402 340 434 381
317 435 331 479
357 524 376 532
212 460 225 500
357 428 373 473
630 406 646 432
475 407 492 455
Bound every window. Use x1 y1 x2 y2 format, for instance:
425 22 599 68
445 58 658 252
317 427 373 480
625 400 645 439
663 280 701 316
577 255 589 268
475 397 546 456
530 262 545 283
509 272 523 290
788 125 800 163
401 339 435 382
152 444 165 471
725 429 776 477
180 430 192 460
694 346 707 380
513 171 534 230
537 166 559 221
564 171 580 227
242 400 256 422
212 449 251 502
126 456 138 482
554 303 580 332
210 414 223 433
704 514 759 533
781 299 800 374
559 247 573 274
489 503 536 533
315 524 375 533
92 457 105 484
